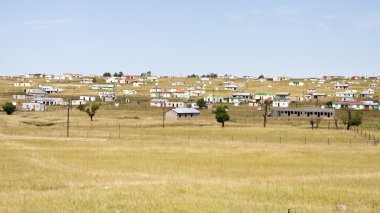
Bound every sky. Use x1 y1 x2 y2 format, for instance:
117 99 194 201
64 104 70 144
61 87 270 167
1 0 380 77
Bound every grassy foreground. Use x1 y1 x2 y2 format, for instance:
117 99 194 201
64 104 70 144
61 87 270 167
1 124 380 212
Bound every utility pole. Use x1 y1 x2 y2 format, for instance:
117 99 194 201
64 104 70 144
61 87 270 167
67 98 71 137
162 104 165 128
162 102 172 128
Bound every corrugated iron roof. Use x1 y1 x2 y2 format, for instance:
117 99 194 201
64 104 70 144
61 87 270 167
172 108 200 114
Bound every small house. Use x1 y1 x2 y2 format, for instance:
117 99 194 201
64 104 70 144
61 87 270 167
13 94 27 100
254 92 273 103
166 101 185 108
332 101 379 110
40 86 60 94
123 89 137 95
90 84 116 90
224 85 238 91
80 96 96 102
369 83 378 88
172 82 185 86
22 103 46 111
14 82 31 87
274 92 290 99
271 107 335 118
359 90 373 98
31 98 64 105
71 99 87 106
289 81 304 86
334 84 349 89
25 89 47 98
335 91 356 98
305 93 326 101
165 108 200 120
105 77 119 83
80 78 93 84
150 99 168 107
272 99 290 108
232 93 252 100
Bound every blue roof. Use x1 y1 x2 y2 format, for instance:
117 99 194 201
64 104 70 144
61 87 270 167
172 108 200 114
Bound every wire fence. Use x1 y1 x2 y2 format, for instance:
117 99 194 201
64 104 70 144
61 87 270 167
0 121 379 147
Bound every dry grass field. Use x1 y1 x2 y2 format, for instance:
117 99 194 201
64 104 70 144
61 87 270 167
0 76 379 212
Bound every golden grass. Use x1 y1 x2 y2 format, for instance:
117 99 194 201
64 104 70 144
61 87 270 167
0 107 380 212
0 76 379 212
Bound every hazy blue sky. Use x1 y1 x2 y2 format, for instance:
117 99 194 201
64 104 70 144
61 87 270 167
1 0 380 77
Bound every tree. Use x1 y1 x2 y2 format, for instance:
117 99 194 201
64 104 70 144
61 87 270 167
113 72 119 77
2 102 16 115
215 105 229 127
325 101 333 108
341 109 363 130
77 102 100 122
141 71 152 77
209 73 218 78
333 116 339 129
103 72 111 77
118 71 124 77
310 117 321 130
187 74 197 78
196 98 207 109
258 74 265 79
262 99 271 128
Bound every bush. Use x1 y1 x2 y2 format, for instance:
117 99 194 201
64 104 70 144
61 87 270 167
2 102 16 115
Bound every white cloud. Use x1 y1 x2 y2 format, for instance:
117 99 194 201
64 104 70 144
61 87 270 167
225 13 242 22
24 18 79 29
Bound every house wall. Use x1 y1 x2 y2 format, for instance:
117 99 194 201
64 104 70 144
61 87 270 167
22 103 46 111
165 110 200 120
272 108 335 118
165 110 178 120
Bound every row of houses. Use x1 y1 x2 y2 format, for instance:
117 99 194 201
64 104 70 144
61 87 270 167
150 88 205 99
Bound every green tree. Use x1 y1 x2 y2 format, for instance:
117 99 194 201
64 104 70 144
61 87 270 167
77 102 100 122
215 105 230 127
196 98 207 109
325 101 333 108
341 109 363 130
113 72 119 77
103 72 111 77
2 102 16 115
118 71 124 77
187 74 197 78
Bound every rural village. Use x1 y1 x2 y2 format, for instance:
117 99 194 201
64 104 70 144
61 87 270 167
2 1 380 211
1 73 380 212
